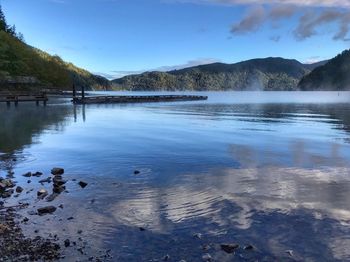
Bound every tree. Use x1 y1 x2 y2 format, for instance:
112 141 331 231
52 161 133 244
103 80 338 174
0 4 8 31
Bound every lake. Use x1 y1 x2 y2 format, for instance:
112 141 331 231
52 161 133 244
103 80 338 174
1 91 350 261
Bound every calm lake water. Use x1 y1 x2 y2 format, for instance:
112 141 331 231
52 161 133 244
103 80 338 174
1 91 350 261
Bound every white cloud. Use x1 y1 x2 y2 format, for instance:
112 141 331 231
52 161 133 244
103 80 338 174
171 0 350 8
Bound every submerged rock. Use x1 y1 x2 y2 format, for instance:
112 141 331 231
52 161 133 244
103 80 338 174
244 245 254 251
53 176 66 186
193 233 202 239
37 189 48 199
46 193 59 202
53 185 66 194
23 172 32 177
33 172 43 177
78 181 88 188
37 206 57 215
134 170 140 175
51 168 64 176
16 186 24 193
39 177 52 184
202 253 212 261
220 244 239 254
64 239 70 247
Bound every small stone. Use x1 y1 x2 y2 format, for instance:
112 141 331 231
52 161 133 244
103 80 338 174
16 186 24 193
23 217 29 222
220 244 239 254
23 172 32 177
202 253 212 261
78 181 88 188
58 204 64 209
286 250 293 257
193 233 202 239
162 254 170 261
67 217 74 220
39 177 52 184
51 168 64 176
134 170 140 175
64 239 70 247
46 193 59 202
37 189 48 199
139 227 146 231
27 180 31 184
37 206 57 215
53 185 66 194
244 245 254 251
33 172 43 177
77 230 83 234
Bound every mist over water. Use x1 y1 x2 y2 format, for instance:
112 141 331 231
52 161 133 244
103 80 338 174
1 91 350 261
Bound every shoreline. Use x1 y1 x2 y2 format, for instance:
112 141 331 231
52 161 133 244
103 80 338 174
0 166 112 261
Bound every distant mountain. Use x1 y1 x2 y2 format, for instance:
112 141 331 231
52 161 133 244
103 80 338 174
299 50 350 91
112 58 326 91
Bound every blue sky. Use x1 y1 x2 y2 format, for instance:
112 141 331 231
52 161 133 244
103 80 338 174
2 0 350 79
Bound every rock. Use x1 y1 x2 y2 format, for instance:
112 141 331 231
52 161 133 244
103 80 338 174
51 168 64 176
64 239 70 247
39 177 52 184
23 172 32 177
67 217 74 220
286 250 294 257
139 227 146 231
78 181 88 188
46 193 59 202
244 245 254 251
2 189 14 198
202 253 212 261
162 254 170 261
33 172 43 177
22 217 29 222
37 189 48 199
37 206 57 215
77 230 82 234
202 244 211 251
27 180 31 184
58 204 64 209
220 244 239 254
0 179 15 188
53 176 66 186
15 186 23 193
193 233 202 239
53 185 66 194
134 170 140 175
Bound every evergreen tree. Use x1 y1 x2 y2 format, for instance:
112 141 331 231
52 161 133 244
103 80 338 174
0 4 8 32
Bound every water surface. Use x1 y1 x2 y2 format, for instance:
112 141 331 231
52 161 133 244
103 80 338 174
1 91 350 261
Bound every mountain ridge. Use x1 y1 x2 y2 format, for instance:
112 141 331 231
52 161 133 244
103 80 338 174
112 58 328 91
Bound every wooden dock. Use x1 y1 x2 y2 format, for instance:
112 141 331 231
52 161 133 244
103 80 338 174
72 95 208 104
0 92 48 106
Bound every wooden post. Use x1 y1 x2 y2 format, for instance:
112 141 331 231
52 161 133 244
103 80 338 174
81 86 85 99
73 84 76 98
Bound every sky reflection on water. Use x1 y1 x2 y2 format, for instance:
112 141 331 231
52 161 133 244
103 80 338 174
1 92 350 261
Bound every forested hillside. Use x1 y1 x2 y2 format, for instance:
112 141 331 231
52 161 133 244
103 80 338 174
299 49 350 91
112 58 327 91
0 5 110 91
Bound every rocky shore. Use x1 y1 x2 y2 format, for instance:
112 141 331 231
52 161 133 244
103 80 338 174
0 166 112 261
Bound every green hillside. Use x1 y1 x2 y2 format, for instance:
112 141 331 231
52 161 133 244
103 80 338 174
0 5 110 91
299 49 350 91
112 58 326 91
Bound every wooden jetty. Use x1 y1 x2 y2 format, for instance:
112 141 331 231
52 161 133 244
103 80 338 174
72 95 208 104
0 92 48 106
